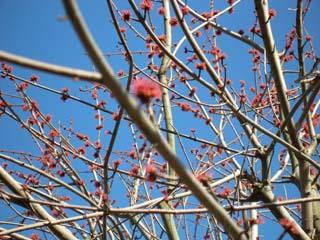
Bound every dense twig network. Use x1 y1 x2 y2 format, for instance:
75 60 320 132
0 0 319 239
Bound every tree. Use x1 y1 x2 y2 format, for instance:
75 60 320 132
0 0 319 239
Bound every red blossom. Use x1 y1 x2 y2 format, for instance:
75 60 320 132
17 82 29 91
312 113 320 127
28 175 39 185
218 53 227 61
91 89 98 99
96 124 103 130
157 7 165 15
205 118 212 125
94 141 102 150
28 116 37 125
209 107 216 113
129 165 140 176
269 8 277 19
96 100 106 109
131 77 162 103
59 196 70 201
77 179 84 186
158 34 166 43
219 187 232 197
178 102 191 112
140 0 153 11
61 87 69 101
146 164 157 182
181 5 190 15
196 172 212 186
78 146 86 155
30 74 39 83
52 208 64 217
195 62 206 70
251 93 263 107
194 31 202 38
189 87 197 97
121 10 131 21
112 111 121 121
239 94 247 104
118 69 125 77
129 150 137 159
284 54 294 62
249 26 260 34
1 63 13 74
57 170 65 177
179 75 187 83
21 104 29 111
30 233 40 240
169 17 178 26
45 114 52 123
306 35 312 42
95 188 103 197
76 132 88 141
30 100 39 110
0 101 6 109
49 129 59 138
94 181 101 188
84 140 91 147
201 12 210 19
113 160 121 168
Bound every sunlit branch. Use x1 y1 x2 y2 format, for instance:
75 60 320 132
0 51 102 82
62 1 247 239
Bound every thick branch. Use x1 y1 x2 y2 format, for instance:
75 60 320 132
0 51 102 82
62 1 247 239
0 166 78 240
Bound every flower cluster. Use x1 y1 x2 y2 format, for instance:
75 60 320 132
140 0 153 11
131 77 162 103
146 164 157 182
121 10 131 21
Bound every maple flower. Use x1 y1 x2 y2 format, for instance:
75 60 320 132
196 172 212 186
219 187 232 197
157 7 165 15
306 35 312 42
121 10 131 21
140 0 153 11
49 129 59 138
146 164 157 182
195 62 206 70
269 8 277 19
78 146 86 155
30 74 39 83
181 5 190 15
169 17 178 26
131 77 162 103
30 233 40 240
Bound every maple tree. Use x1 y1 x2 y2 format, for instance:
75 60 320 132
0 0 319 239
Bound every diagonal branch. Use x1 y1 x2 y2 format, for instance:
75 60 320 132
0 166 78 240
0 50 102 82
62 0 247 239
